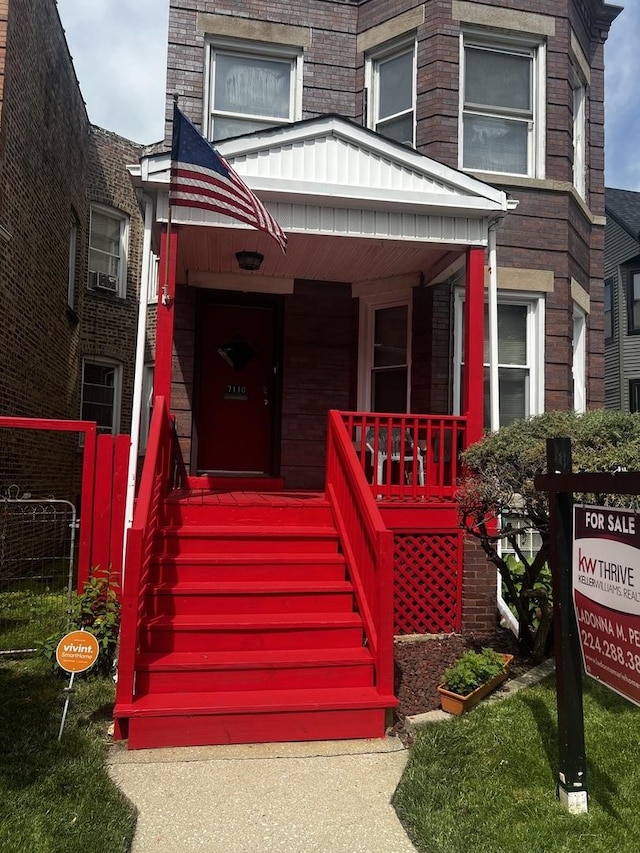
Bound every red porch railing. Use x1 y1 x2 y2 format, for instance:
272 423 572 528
340 412 467 501
325 410 395 697
115 396 177 726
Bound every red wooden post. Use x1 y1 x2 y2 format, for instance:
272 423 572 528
154 224 179 405
464 246 486 445
78 424 97 589
108 434 131 588
91 434 115 578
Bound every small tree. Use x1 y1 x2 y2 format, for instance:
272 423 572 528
458 409 640 660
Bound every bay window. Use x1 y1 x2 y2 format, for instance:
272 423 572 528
454 293 544 429
460 32 545 178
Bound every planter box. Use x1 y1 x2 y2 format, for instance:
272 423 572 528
437 654 514 715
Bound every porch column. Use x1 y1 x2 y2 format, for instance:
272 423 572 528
154 224 179 406
463 246 485 445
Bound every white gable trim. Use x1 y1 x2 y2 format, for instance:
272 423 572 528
130 115 511 244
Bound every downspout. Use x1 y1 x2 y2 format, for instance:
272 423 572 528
122 194 154 576
488 213 519 635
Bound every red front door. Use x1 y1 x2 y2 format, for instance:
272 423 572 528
196 301 278 474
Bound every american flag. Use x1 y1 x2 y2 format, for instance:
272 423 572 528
169 105 287 253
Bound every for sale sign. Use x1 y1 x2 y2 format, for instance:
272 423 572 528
573 505 640 706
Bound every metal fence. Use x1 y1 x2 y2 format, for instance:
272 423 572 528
0 486 77 652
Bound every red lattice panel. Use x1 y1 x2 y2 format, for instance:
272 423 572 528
393 532 463 634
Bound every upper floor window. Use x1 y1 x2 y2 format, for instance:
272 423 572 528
460 33 545 178
604 276 614 340
88 205 128 297
366 38 416 147
572 70 586 198
80 357 122 435
207 41 302 141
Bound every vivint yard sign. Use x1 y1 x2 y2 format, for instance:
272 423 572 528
573 505 640 706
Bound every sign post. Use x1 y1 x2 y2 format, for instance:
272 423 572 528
535 443 640 815
545 438 588 814
55 629 100 742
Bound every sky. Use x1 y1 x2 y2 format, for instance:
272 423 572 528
57 0 640 190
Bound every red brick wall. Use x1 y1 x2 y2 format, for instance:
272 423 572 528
281 280 358 489
461 534 498 635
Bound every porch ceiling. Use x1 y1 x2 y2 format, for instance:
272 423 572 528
176 225 458 285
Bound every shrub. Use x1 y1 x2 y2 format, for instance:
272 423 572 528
42 569 120 676
441 648 507 696
458 409 640 660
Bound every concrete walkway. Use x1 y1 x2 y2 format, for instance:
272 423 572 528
108 737 417 853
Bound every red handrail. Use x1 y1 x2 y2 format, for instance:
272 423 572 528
325 410 395 697
115 396 172 716
341 411 467 502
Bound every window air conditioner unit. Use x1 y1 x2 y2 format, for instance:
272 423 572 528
89 270 118 292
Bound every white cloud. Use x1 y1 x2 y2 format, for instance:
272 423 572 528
57 0 169 144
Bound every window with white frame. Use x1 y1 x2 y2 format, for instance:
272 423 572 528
147 252 159 304
454 292 544 429
207 40 302 141
87 205 128 297
572 303 586 413
67 211 78 310
627 269 640 334
139 363 154 453
604 276 614 340
358 293 411 412
572 70 586 198
366 37 416 147
81 358 122 435
460 32 545 178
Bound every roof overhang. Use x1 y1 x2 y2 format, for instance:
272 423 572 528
129 115 515 285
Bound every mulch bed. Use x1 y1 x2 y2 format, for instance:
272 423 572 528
393 628 536 719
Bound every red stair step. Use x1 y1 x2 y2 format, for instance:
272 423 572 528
119 687 397 749
149 552 347 584
135 647 374 693
140 612 365 653
145 580 354 617
156 525 340 555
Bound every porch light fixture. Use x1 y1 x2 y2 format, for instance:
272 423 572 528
236 251 263 271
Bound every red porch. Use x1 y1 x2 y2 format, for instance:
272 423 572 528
116 116 507 747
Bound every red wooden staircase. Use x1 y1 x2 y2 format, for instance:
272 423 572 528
114 489 396 749
114 402 397 749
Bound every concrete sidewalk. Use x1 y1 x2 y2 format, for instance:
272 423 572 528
108 737 417 853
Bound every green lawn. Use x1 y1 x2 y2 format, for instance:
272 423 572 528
394 675 640 853
0 587 69 651
0 655 136 852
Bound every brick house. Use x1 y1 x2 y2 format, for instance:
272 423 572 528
0 0 146 503
604 187 640 412
112 0 620 748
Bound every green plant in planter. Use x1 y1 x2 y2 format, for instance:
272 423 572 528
42 569 120 676
441 648 507 696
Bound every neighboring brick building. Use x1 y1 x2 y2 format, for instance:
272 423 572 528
0 0 146 500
